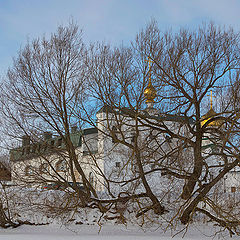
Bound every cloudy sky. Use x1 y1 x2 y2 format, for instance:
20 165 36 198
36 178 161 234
0 0 240 75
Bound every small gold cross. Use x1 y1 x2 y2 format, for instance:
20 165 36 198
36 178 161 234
207 90 216 109
145 57 154 83
145 56 154 71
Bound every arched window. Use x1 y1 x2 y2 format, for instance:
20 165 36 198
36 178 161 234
39 163 48 174
111 126 117 143
89 172 94 186
25 166 34 176
56 159 67 172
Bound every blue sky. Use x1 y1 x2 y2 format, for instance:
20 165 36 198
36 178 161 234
0 0 240 76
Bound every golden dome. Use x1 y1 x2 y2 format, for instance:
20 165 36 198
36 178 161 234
201 107 219 127
144 81 157 103
201 90 223 127
144 57 157 103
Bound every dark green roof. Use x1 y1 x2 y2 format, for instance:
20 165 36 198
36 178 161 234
10 128 98 162
83 128 98 135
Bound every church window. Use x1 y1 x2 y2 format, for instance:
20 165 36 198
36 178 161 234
89 172 94 186
112 126 117 143
231 186 236 193
50 140 55 148
38 144 41 153
115 162 121 168
131 133 136 143
57 138 62 147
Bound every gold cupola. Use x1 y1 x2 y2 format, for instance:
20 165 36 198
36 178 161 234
144 78 157 103
144 57 157 105
201 90 222 127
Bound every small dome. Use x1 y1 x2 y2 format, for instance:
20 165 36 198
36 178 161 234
201 107 223 127
144 82 157 103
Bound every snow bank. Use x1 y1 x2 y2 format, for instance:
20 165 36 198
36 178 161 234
0 224 239 240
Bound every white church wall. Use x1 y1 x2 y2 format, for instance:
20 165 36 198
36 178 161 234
96 109 188 195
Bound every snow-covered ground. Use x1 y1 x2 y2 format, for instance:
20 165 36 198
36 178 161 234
1 187 239 239
0 224 239 240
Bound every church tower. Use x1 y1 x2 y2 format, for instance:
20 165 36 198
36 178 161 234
201 90 223 152
201 90 222 127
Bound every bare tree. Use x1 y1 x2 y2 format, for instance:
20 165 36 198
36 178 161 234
2 20 240 237
83 22 240 235
1 23 101 208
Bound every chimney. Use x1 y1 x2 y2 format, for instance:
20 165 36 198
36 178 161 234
43 132 52 141
22 135 30 146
